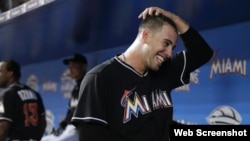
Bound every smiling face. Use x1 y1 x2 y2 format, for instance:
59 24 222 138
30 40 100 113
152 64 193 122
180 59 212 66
142 24 177 71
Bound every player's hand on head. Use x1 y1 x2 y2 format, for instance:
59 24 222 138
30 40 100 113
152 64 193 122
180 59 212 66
138 6 189 34
138 7 168 20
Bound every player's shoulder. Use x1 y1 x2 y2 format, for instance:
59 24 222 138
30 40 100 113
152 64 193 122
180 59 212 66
87 57 117 74
0 84 21 99
4 84 21 93
6 83 39 96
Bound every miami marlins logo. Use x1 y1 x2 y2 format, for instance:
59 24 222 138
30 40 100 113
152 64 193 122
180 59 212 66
120 88 172 123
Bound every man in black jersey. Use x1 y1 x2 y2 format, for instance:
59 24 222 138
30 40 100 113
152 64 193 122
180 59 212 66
0 59 46 141
60 54 87 131
42 54 88 141
72 7 214 141
58 54 87 141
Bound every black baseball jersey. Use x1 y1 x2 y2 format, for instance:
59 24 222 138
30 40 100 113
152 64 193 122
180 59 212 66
72 27 213 140
0 83 46 140
61 78 82 127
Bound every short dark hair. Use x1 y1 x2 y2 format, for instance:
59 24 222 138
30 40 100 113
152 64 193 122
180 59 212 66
5 59 21 80
138 13 177 33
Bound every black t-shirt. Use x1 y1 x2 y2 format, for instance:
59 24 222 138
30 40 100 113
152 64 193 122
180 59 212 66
0 83 46 140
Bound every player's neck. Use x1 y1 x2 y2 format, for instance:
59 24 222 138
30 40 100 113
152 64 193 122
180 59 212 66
120 51 147 75
6 79 19 88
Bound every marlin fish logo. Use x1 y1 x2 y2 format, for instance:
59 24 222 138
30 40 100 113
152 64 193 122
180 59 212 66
120 88 151 123
120 88 135 107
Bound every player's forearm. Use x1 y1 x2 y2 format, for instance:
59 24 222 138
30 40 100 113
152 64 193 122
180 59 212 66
181 26 214 61
0 121 10 141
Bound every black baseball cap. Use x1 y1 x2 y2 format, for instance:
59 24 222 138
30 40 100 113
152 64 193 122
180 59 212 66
63 54 87 65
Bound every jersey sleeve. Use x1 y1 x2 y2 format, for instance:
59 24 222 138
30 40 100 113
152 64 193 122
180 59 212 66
180 26 214 72
0 90 16 122
72 72 108 126
168 27 213 89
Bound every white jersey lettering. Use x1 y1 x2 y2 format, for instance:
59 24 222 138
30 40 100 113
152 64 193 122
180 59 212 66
18 90 38 101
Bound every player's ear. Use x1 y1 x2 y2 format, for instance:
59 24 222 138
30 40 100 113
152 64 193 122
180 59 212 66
142 29 150 43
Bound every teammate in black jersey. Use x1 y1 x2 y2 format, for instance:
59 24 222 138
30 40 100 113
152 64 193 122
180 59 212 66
60 54 87 134
0 59 46 141
41 54 88 141
72 7 214 141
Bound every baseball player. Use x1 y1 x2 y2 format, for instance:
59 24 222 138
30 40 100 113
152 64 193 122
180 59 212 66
72 7 214 141
42 54 87 141
0 59 46 141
